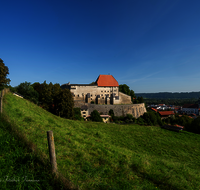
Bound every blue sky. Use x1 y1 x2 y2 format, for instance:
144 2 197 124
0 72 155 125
1 0 200 93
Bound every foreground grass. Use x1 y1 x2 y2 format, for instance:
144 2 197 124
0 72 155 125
0 114 76 190
2 93 200 189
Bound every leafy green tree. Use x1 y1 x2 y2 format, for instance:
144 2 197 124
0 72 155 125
119 84 137 103
16 81 39 104
119 84 130 95
125 114 135 123
141 111 162 126
5 85 16 92
56 89 74 119
0 58 11 90
187 117 200 134
89 81 96 85
109 109 114 118
51 83 62 114
136 117 145 125
73 107 83 120
90 110 103 122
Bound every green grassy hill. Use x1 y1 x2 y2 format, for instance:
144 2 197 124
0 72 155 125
1 92 200 190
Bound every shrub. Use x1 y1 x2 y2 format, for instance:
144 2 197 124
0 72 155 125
90 110 103 122
109 109 114 118
73 107 83 120
136 117 145 125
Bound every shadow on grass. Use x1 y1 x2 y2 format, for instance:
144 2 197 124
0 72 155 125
130 163 180 190
0 113 79 190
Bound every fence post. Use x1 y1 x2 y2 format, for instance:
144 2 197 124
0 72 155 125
0 90 3 114
47 131 58 174
0 97 2 114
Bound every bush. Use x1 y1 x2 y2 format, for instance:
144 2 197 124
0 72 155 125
73 107 83 120
125 114 135 123
109 109 114 118
136 117 145 125
16 81 39 104
90 110 103 122
141 111 162 126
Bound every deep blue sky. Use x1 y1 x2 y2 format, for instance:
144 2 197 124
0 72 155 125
1 0 200 93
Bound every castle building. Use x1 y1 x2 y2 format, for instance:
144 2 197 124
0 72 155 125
61 75 132 105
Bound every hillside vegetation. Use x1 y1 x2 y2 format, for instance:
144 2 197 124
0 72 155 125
135 92 200 99
2 93 200 189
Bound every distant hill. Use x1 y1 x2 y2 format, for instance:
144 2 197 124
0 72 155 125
135 92 200 99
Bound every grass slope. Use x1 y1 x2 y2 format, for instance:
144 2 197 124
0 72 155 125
2 93 200 190
0 113 74 189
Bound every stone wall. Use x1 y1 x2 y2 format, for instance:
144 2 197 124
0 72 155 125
74 101 146 118
114 92 132 104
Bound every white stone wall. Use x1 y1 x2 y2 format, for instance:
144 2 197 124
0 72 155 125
70 85 119 103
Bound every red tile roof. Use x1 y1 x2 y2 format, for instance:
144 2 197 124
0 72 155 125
174 124 184 128
158 111 175 116
151 108 158 112
96 75 119 87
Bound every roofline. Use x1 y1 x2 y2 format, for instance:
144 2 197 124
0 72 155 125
61 84 97 86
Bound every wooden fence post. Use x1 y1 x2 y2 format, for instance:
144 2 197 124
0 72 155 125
47 131 58 174
0 97 2 114
0 90 3 114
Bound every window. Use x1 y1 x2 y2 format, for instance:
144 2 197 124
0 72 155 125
101 94 103 96
91 98 92 100
82 112 86 114
105 91 106 92
102 97 104 99
83 115 86 117
91 94 92 97
77 94 79 97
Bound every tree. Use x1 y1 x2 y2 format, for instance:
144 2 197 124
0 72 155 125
119 84 130 95
89 81 96 85
109 109 114 118
73 107 83 120
90 110 103 122
0 58 11 90
56 89 74 119
187 117 200 134
16 81 39 104
119 84 137 103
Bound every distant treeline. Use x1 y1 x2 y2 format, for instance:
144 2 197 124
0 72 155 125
135 92 200 99
144 99 198 106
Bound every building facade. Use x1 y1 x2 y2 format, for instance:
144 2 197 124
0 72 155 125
61 75 132 105
182 104 200 115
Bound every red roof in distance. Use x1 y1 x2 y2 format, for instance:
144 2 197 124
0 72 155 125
151 108 158 112
96 75 119 87
158 111 175 116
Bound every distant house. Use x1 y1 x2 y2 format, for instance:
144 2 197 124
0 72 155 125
80 105 89 119
151 108 158 112
158 111 175 119
182 104 199 115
